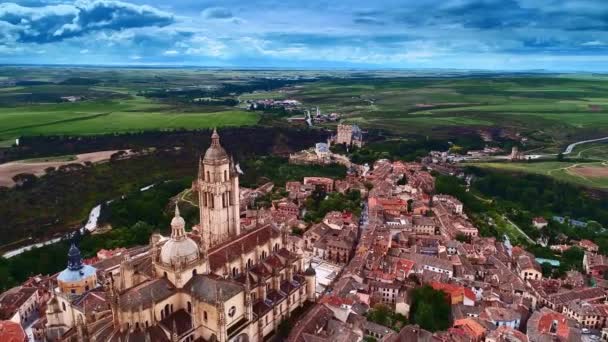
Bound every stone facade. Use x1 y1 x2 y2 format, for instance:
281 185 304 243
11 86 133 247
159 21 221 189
45 130 316 342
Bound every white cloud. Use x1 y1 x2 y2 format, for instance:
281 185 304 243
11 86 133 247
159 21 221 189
582 40 605 46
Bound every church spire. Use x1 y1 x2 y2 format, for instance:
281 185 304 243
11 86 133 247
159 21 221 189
170 203 186 240
211 128 220 147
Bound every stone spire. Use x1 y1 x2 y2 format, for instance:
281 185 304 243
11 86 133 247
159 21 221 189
216 287 226 342
170 203 186 240
211 128 220 146
244 272 253 321
171 319 178 342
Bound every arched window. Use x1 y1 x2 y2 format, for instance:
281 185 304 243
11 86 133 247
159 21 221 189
232 267 238 277
135 322 139 330
247 258 253 269
145 321 149 328
187 301 192 313
62 302 66 311
163 271 168 278
224 170 228 181
192 269 197 276
274 243 279 252
204 311 208 321
203 192 207 207
222 193 226 208
261 250 267 260
206 171 210 182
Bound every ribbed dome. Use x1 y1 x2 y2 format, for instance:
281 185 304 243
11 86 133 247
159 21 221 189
203 145 229 161
160 238 200 265
159 203 200 265
203 128 229 162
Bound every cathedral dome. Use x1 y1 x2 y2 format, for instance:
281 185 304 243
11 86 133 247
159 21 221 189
57 243 97 295
203 129 229 162
159 204 200 266
159 238 200 266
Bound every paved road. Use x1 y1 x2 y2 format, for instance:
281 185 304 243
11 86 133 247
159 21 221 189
502 215 535 244
563 136 608 155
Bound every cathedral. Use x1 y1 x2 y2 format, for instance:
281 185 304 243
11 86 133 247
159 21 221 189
45 129 316 342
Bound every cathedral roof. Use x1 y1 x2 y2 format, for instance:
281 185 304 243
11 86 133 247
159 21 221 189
118 278 175 309
184 275 243 304
203 128 229 162
208 223 280 270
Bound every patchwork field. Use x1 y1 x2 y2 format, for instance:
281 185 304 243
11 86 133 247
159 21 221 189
2 68 608 150
283 76 608 146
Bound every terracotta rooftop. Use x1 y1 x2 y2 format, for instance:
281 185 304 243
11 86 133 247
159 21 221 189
0 320 26 342
527 307 580 341
0 286 37 320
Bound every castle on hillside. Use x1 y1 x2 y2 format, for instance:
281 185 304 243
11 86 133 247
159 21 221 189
335 123 363 148
45 129 316 342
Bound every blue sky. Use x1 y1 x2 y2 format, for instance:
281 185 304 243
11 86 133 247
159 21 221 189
1 0 608 70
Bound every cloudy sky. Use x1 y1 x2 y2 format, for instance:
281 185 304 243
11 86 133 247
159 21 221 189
1 0 608 70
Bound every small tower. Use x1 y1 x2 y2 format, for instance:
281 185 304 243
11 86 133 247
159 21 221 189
304 261 316 302
57 243 97 295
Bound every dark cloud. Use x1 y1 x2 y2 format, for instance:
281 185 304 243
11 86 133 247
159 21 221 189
0 1 174 44
202 7 234 19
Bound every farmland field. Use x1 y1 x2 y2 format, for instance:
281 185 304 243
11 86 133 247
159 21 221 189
2 67 608 149
286 76 608 147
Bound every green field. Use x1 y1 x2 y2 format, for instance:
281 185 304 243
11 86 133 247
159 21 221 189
3 68 608 149
0 94 259 143
289 76 608 146
467 160 608 189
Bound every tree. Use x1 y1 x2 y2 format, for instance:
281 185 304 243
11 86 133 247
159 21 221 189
541 262 553 278
367 304 392 326
12 173 37 188
410 285 450 332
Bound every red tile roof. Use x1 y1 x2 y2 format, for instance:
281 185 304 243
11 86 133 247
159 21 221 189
0 320 26 342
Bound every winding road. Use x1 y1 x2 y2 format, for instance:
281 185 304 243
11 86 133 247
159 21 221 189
563 136 608 155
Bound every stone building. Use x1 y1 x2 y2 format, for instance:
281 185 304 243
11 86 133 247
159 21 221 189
335 124 363 148
45 130 317 342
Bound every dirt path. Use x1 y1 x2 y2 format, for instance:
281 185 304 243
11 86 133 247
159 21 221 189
0 150 126 187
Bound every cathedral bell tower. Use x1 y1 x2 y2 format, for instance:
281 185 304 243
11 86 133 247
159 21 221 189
193 129 241 247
